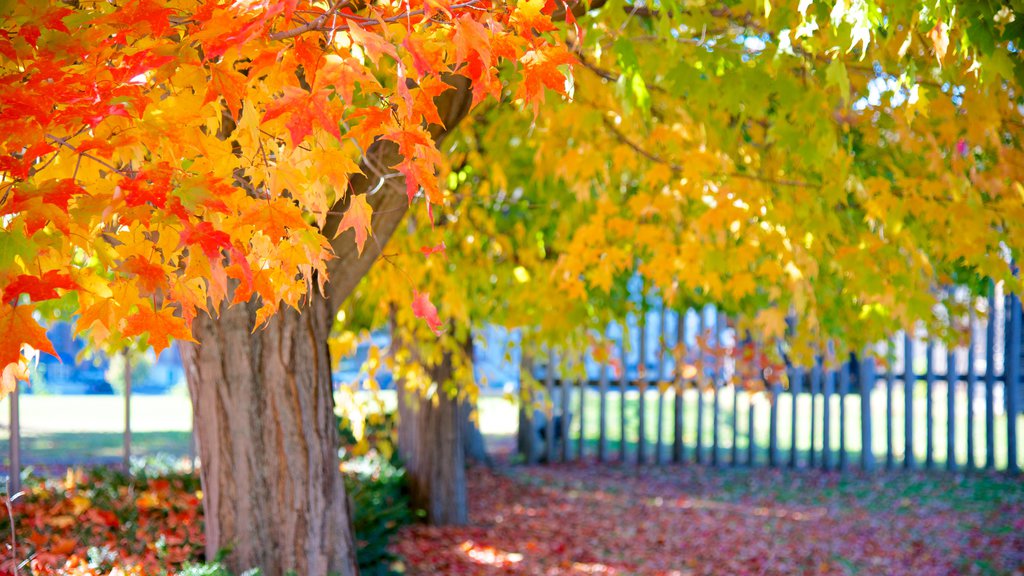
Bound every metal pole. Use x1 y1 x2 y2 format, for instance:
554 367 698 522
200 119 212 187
123 352 132 473
8 382 20 496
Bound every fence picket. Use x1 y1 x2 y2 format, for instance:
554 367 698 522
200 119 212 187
732 383 740 467
967 309 977 471
619 338 629 463
809 361 820 468
926 341 936 470
545 349 556 464
886 340 895 470
769 379 781 468
790 368 802 468
673 310 686 464
904 333 916 470
747 391 756 465
860 355 876 471
1006 293 1021 474
560 370 570 462
577 375 586 461
946 347 957 471
838 360 849 471
597 350 609 463
985 284 996 471
638 307 648 465
823 368 834 471
655 306 667 464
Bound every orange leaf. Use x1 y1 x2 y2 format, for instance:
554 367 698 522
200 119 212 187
0 303 57 369
123 305 195 355
336 194 374 255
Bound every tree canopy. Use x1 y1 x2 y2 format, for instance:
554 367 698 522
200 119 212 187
3 0 1023 390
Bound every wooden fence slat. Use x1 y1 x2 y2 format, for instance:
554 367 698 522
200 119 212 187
747 390 756 465
904 333 916 470
769 378 781 468
985 284 996 470
860 355 876 471
711 312 723 467
886 340 896 470
731 383 740 467
597 350 609 463
809 361 820 468
790 368 803 468
946 347 957 471
696 311 706 465
966 309 977 471
545 349 556 464
655 306 667 465
519 355 538 464
672 310 685 464
576 375 586 461
838 359 849 471
637 306 648 465
1006 293 1021 474
619 338 629 463
925 341 936 470
560 373 571 463
823 368 834 471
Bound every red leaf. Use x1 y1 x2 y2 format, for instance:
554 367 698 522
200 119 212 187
3 271 78 303
411 290 443 335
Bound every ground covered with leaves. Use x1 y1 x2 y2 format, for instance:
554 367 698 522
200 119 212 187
392 464 1024 576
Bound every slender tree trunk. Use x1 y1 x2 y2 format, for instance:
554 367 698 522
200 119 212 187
462 399 492 466
180 295 357 576
396 351 468 525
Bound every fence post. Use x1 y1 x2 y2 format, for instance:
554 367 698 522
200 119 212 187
518 354 537 464
946 347 957 471
637 305 648 465
8 382 20 496
560 370 571 463
809 361 820 468
711 311 724 467
885 340 895 470
823 368 834 471
655 306 667 464
769 378 780 468
731 383 740 467
747 391 756 465
696 310 706 464
597 350 609 463
860 354 876 471
545 349 556 464
672 309 686 464
123 352 133 473
904 332 917 470
619 337 629 463
838 359 849 471
926 341 937 469
966 308 977 472
985 282 997 470
1006 292 1021 474
790 368 802 468
576 374 586 461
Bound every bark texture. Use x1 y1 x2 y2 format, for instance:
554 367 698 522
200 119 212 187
180 295 357 576
396 351 468 525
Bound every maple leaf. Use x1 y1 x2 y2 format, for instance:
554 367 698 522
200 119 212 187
123 305 195 355
411 290 443 335
0 303 57 368
3 271 78 303
336 193 374 255
420 241 446 257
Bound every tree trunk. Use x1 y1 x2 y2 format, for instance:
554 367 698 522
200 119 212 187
180 295 357 576
396 351 468 525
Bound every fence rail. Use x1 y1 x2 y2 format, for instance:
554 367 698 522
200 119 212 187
518 292 1024 473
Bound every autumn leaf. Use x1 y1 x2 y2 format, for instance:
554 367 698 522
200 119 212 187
411 290 443 334
123 305 195 355
0 303 57 367
336 194 374 255
3 271 78 303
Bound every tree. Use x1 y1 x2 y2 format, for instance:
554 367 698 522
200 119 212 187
0 1 570 573
340 0 1024 519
